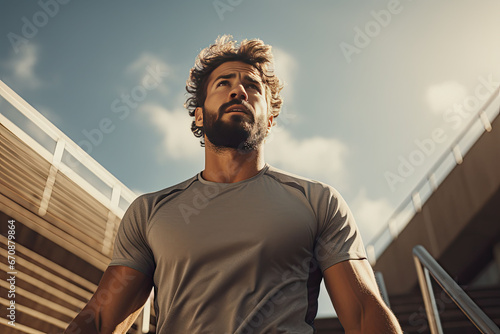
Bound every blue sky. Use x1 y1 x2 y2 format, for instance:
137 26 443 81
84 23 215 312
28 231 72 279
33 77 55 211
2 0 500 317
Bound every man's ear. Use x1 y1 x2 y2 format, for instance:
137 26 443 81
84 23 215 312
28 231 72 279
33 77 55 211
266 114 274 134
195 107 203 127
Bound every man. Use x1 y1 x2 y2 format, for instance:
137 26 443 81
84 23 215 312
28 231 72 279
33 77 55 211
65 35 402 333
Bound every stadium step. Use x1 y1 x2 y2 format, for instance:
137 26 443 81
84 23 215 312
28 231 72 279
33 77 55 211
314 286 500 334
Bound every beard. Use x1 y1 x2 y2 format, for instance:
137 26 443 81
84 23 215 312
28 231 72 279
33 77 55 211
203 100 267 152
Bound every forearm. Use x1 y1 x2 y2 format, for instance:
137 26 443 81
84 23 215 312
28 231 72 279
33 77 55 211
65 304 142 334
358 300 402 334
65 307 100 334
65 316 117 334
64 266 152 333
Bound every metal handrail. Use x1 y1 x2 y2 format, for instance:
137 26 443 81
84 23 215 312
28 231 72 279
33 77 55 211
366 85 500 265
413 245 500 334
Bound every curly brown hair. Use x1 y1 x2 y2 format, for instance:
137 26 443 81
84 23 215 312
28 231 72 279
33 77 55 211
185 35 283 145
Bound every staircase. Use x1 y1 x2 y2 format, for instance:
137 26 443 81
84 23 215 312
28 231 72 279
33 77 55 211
0 80 147 333
314 286 500 334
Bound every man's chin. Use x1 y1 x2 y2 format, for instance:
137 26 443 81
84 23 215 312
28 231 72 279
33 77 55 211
209 134 267 153
204 116 265 152
207 137 252 151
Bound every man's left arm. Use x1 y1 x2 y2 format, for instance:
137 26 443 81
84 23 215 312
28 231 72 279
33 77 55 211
323 259 403 334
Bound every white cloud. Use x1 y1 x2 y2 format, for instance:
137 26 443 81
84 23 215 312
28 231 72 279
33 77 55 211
266 48 346 189
350 188 394 244
139 104 202 161
426 80 467 113
2 44 41 89
264 128 348 188
126 53 168 74
272 47 298 102
125 52 170 97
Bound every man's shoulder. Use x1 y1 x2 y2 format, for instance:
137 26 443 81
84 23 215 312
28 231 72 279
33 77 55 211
265 165 332 189
264 165 351 220
131 174 199 207
264 165 338 197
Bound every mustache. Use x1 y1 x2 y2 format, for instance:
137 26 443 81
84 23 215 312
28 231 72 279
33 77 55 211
218 99 254 119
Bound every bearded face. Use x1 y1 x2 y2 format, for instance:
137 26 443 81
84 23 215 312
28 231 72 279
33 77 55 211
195 61 272 152
202 98 268 152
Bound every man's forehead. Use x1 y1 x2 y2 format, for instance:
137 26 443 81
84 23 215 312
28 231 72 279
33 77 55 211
208 61 262 82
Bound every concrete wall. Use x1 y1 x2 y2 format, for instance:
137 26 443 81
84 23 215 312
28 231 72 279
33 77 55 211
374 113 500 295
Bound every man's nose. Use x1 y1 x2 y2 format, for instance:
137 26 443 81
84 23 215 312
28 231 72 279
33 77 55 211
230 84 248 101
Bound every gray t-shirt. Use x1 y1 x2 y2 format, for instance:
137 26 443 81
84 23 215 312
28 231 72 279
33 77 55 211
110 164 366 334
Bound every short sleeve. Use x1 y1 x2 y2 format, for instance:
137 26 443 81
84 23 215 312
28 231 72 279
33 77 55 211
314 186 367 272
109 196 155 277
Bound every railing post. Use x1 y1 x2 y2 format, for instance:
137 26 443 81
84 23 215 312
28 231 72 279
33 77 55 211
413 245 500 334
428 173 438 191
412 192 422 213
452 145 463 164
413 255 443 334
388 219 398 239
479 111 492 132
102 184 121 254
39 139 66 216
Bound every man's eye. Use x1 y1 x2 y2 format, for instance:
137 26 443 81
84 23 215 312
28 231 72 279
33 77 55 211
248 84 260 91
217 80 229 87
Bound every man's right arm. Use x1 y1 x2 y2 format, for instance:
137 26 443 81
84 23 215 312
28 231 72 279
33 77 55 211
64 265 153 334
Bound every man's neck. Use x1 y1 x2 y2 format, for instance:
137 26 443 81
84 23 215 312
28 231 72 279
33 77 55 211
201 141 266 183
